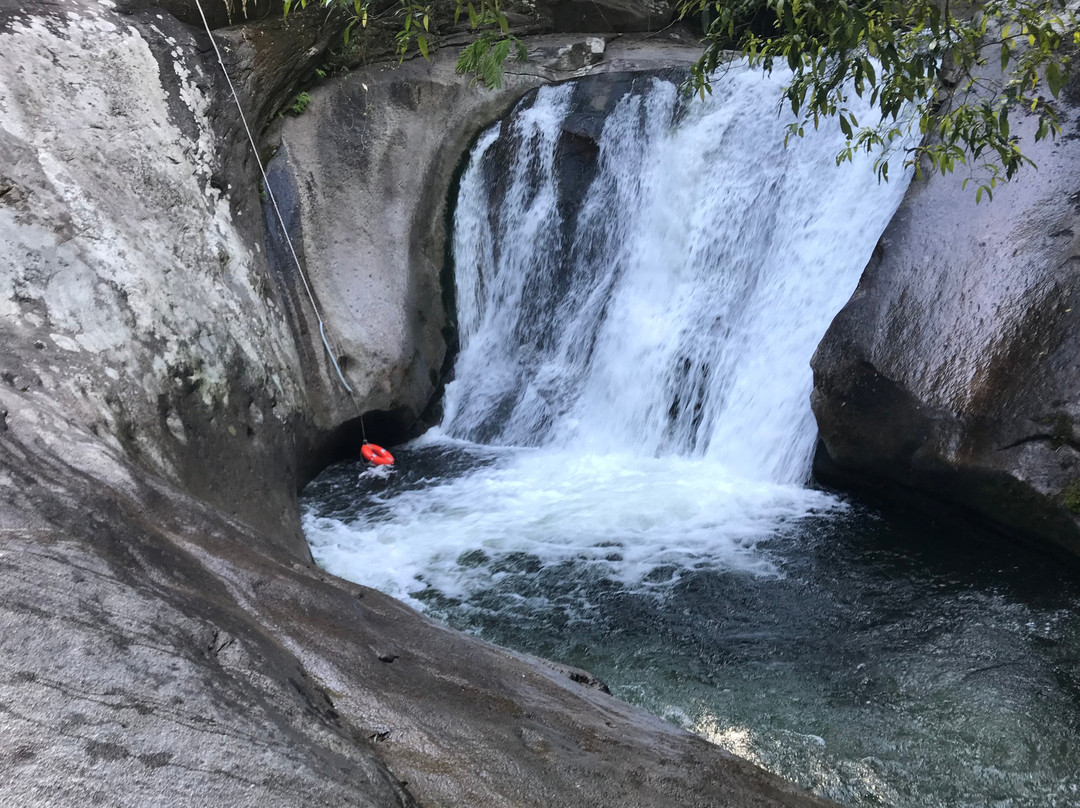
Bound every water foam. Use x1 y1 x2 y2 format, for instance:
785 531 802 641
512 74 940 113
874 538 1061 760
303 447 842 608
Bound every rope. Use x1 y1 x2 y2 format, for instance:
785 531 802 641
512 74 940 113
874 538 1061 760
191 0 355 398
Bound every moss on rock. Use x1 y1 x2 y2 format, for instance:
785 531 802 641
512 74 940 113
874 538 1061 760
1062 479 1080 514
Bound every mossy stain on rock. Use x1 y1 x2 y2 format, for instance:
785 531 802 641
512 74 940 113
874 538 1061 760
1062 479 1080 513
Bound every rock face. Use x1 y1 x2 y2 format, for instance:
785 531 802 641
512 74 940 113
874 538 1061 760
0 1 835 806
0 0 326 550
811 95 1080 556
548 0 675 33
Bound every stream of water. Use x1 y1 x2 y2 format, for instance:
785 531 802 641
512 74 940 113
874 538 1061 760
302 66 1080 806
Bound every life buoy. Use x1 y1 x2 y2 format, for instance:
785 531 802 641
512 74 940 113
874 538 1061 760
361 442 395 466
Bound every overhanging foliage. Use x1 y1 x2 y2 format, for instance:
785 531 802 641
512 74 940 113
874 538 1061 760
287 0 1077 195
681 0 1077 198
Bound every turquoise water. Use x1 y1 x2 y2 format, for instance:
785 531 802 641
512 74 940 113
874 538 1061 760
303 443 1080 808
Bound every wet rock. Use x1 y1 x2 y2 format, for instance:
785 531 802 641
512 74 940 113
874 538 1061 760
549 660 613 693
550 0 675 33
812 86 1080 557
554 35 607 71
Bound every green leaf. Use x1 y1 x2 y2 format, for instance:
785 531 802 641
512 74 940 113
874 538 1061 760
417 32 429 58
1046 60 1063 97
839 113 852 138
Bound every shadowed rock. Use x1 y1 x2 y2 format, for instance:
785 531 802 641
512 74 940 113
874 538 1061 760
812 75 1080 556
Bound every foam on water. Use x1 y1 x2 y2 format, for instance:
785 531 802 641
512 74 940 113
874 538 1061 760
303 446 843 608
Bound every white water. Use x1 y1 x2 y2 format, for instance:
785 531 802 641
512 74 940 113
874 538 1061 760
304 65 913 608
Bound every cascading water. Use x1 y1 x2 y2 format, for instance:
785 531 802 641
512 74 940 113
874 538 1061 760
302 64 1080 808
446 70 901 480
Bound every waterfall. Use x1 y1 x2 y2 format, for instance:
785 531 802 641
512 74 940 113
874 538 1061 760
444 66 909 484
304 64 913 606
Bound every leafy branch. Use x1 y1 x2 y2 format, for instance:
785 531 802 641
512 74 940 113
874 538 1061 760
679 0 1077 197
396 0 433 60
284 0 370 45
454 0 529 88
284 0 527 89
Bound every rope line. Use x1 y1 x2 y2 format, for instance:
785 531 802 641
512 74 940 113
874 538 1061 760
191 0 355 397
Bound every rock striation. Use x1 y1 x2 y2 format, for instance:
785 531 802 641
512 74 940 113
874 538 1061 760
0 0 835 806
811 90 1080 557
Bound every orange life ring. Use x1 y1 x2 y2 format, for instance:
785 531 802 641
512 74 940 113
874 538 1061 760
361 442 395 466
